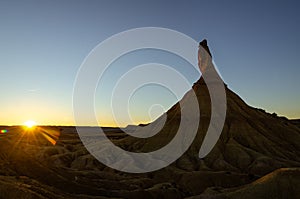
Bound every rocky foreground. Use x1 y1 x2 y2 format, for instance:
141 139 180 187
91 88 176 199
0 121 299 199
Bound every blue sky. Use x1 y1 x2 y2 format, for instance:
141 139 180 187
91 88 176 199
0 0 299 126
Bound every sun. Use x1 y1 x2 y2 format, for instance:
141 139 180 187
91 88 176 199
24 120 37 128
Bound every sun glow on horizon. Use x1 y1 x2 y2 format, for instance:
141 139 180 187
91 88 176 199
24 120 37 128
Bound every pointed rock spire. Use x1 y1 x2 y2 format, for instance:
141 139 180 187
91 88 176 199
198 39 213 74
199 39 212 57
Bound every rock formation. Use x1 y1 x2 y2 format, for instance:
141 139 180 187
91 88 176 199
0 40 299 198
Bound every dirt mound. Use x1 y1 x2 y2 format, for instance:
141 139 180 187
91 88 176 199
187 168 300 199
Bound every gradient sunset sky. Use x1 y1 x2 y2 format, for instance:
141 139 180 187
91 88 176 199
0 0 299 126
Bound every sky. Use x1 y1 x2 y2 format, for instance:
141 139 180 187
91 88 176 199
0 0 299 126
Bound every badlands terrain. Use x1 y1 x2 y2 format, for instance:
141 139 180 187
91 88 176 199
0 41 299 198
1 78 299 199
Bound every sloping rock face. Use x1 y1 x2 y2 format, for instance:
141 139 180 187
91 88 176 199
0 40 299 198
120 40 300 176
